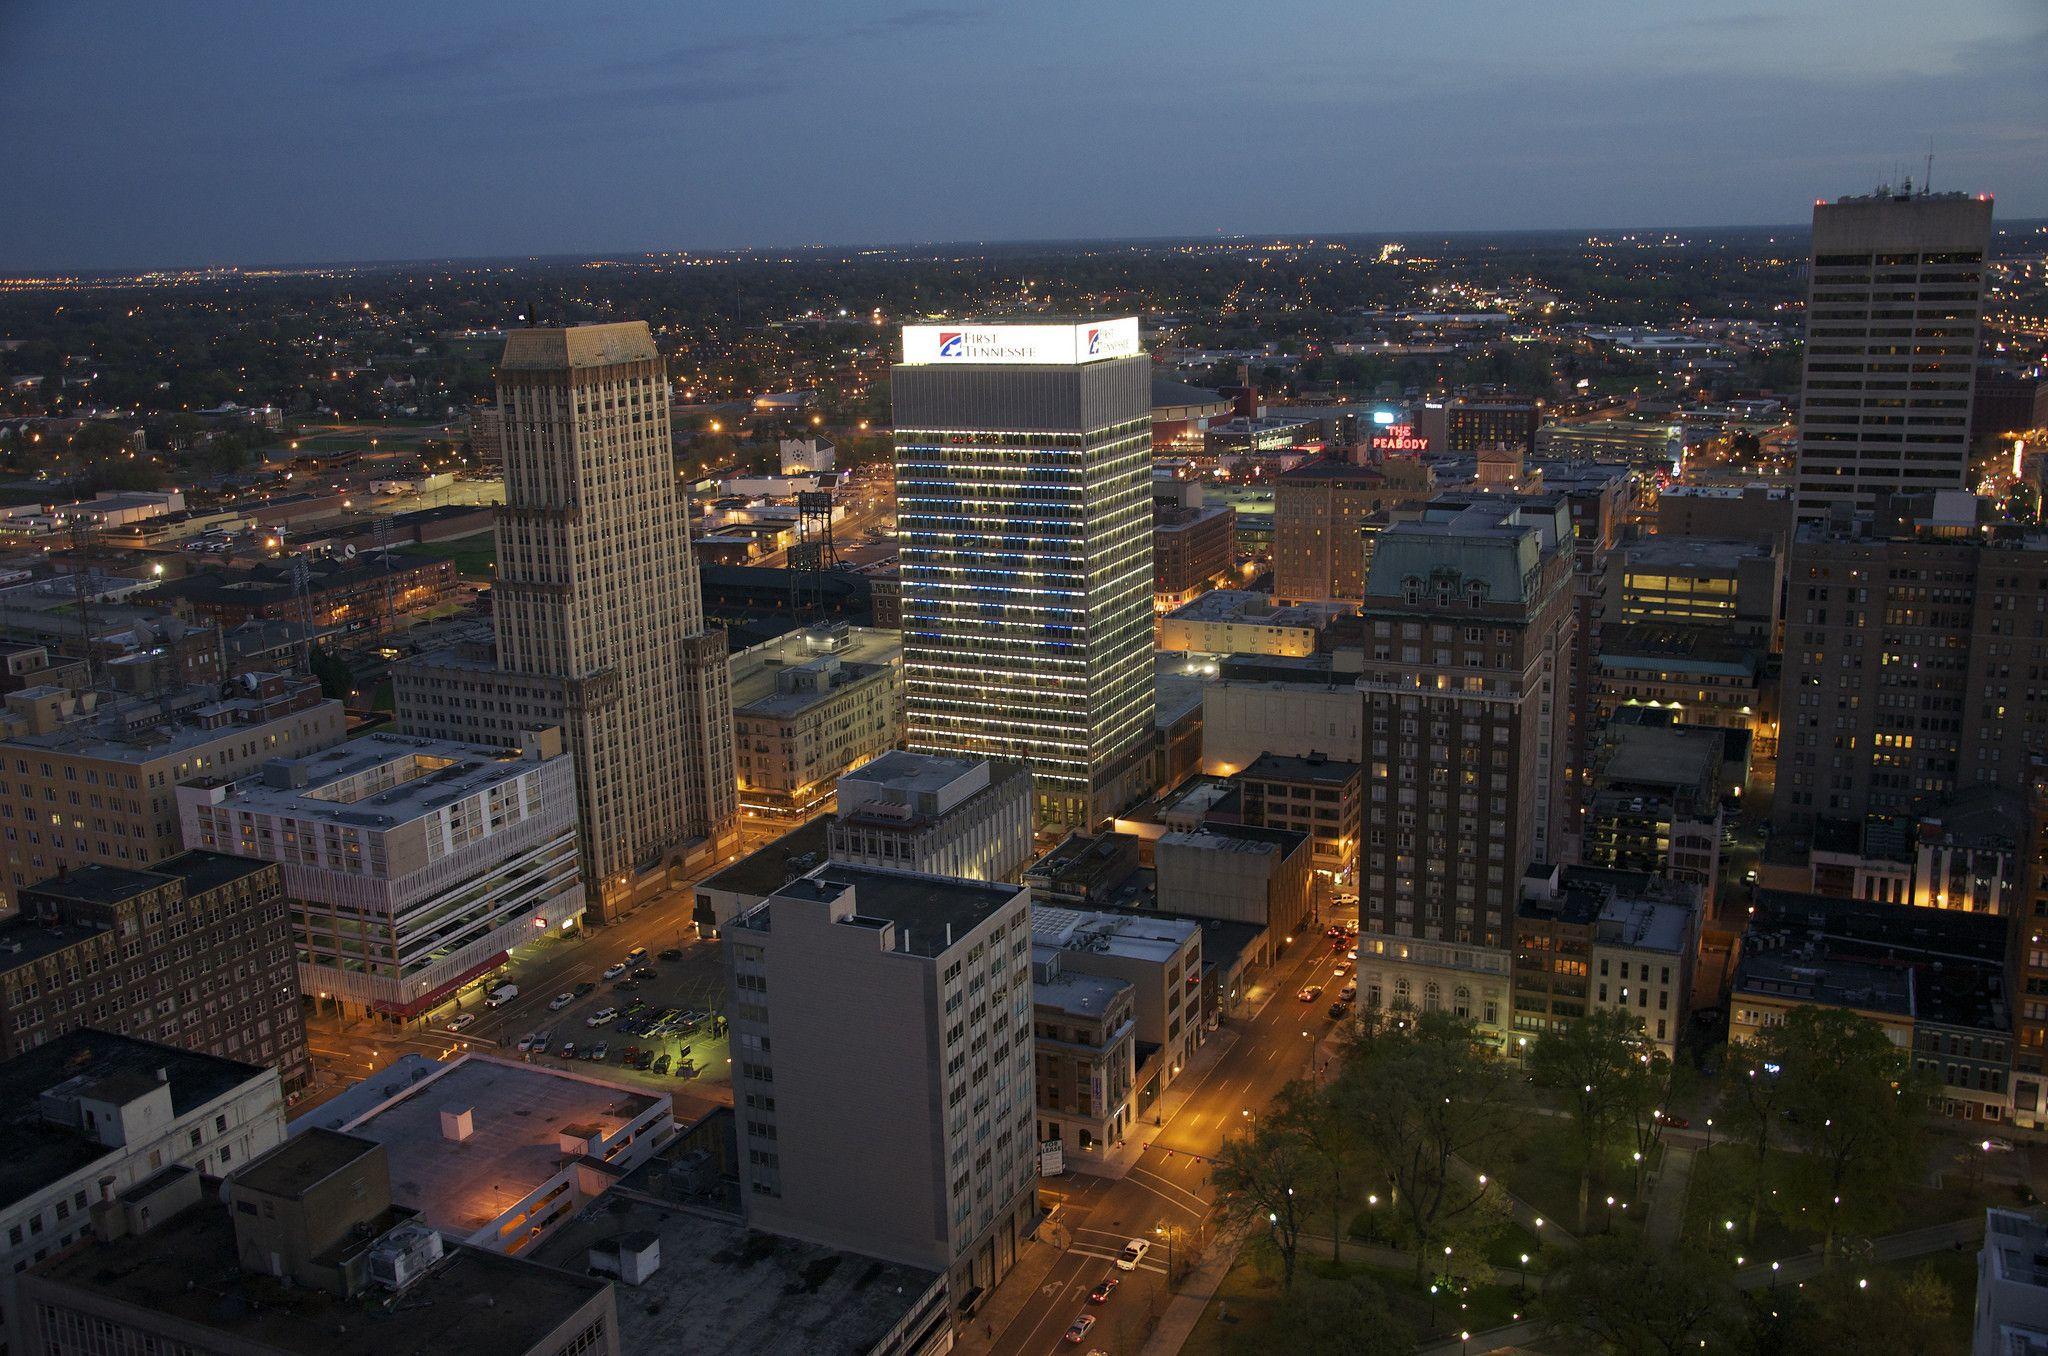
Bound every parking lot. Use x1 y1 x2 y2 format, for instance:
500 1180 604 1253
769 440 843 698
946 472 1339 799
502 943 732 1091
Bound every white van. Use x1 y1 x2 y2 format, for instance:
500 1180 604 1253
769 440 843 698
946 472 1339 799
486 983 520 1008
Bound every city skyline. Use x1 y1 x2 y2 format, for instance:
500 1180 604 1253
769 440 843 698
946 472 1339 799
1 0 2043 270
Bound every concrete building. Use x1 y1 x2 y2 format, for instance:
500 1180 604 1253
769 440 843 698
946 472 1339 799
1656 485 1796 552
1031 954 1136 1166
730 623 903 823
1804 785 2025 914
1023 832 1146 910
828 752 1034 883
1583 723 1727 910
1418 398 1541 454
1793 189 1994 520
1354 495 1576 1046
1030 907 1203 1112
1534 418 1682 470
0 676 344 906
394 322 738 921
1272 459 1436 604
0 1032 284 1351
0 855 308 1092
1154 823 1313 968
1774 497 2048 834
2015 774 2048 1130
1158 590 1347 658
1199 659 1365 778
16 1131 618 1356
1974 1209 2048 1356
894 317 1156 829
1230 751 1362 881
1512 863 1701 1059
1612 536 1783 645
1586 876 1701 1061
177 731 584 1025
164 552 460 636
726 864 1037 1303
326 1053 673 1254
1152 474 1236 608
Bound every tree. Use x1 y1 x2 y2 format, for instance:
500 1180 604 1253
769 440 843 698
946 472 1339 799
1787 1262 1953 1356
1213 1113 1314 1293
1270 1080 1357 1263
1614 1039 1681 1199
308 645 353 701
1245 1271 1414 1356
1536 1236 1729 1355
1332 1008 1521 1276
1527 1007 1643 1230
1718 1036 1798 1245
1769 1007 1925 1259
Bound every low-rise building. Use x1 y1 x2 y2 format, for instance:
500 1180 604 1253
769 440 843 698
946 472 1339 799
1804 785 2025 914
730 623 902 823
1153 475 1236 608
1032 955 1136 1167
1612 536 1783 645
1199 659 1364 778
1587 881 1701 1061
1230 751 1361 881
17 1130 618 1356
1031 908 1203 1111
1158 590 1347 659
1154 823 1312 970
322 1053 674 1254
1973 1208 2048 1355
1535 417 1682 469
177 730 584 1025
828 752 1033 883
0 855 308 1091
1583 723 1727 909
1514 864 1700 1059
1590 622 1773 757
1025 832 1147 910
161 550 460 635
0 1032 285 1351
0 677 345 906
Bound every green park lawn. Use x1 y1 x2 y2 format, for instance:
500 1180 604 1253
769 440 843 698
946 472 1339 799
1183 1245 1527 1356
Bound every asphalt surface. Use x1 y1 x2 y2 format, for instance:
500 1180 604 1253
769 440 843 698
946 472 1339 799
985 931 1355 1356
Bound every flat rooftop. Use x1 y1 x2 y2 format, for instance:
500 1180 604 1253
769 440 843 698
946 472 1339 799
16 851 271 911
700 815 833 898
1598 898 1693 956
1238 751 1360 787
204 734 555 830
1599 725 1722 793
230 1127 380 1201
1034 964 1130 1019
1033 906 1198 965
35 1196 610 1356
839 748 983 798
0 1030 270 1211
762 865 1022 959
530 1194 942 1356
1622 536 1772 572
1165 590 1345 627
338 1056 662 1237
1594 622 1762 678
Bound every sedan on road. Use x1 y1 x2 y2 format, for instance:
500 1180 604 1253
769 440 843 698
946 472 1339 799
1088 1276 1119 1304
1064 1315 1096 1344
658 948 685 962
446 1013 476 1032
549 993 575 1011
1114 1239 1150 1271
602 963 627 980
1296 985 1323 1002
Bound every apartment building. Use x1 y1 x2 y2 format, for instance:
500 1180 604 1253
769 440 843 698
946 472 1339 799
0 676 344 906
177 730 584 1025
1032 955 1136 1165
0 854 307 1090
1230 751 1362 881
1030 907 1202 1108
1152 474 1236 608
730 623 903 823
1353 495 1576 1047
0 1032 284 1353
1582 723 1727 910
726 864 1038 1302
828 752 1034 883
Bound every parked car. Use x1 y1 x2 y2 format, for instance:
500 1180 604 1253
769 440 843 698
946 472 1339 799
549 993 574 1011
1983 1137 2017 1153
587 1007 618 1027
1064 1315 1096 1344
559 1041 577 1059
632 967 658 981
626 947 649 964
1088 1276 1120 1304
602 963 627 980
658 948 685 962
1328 1001 1349 1020
573 981 597 997
590 1042 609 1062
1114 1239 1150 1271
651 1053 671 1076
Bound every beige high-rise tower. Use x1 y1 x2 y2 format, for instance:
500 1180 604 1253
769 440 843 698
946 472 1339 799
395 322 736 922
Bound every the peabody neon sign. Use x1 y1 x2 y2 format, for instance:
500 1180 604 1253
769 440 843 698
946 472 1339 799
1370 423 1427 453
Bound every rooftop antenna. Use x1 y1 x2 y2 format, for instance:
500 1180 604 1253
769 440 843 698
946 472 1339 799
1924 141 1935 196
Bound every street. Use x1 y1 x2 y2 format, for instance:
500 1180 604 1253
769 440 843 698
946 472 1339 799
980 930 1355 1356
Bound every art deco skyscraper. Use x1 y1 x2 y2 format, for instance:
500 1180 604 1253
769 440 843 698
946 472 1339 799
892 318 1157 828
395 322 736 921
1792 187 1994 522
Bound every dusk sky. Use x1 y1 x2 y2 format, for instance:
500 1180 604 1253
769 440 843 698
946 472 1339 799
3 0 2043 271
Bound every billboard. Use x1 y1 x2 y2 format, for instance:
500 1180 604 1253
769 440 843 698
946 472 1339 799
901 318 1141 366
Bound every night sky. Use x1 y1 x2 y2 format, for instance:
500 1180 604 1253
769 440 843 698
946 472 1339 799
2 0 2043 270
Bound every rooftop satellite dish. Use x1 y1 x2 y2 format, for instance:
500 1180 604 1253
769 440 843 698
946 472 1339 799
343 544 357 559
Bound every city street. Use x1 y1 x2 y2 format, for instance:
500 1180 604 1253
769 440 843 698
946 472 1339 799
978 932 1355 1356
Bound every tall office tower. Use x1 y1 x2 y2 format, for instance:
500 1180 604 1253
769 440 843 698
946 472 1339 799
1772 492 2048 837
395 323 737 921
893 318 1156 828
727 863 1037 1300
1792 188 1994 522
1350 495 1576 1049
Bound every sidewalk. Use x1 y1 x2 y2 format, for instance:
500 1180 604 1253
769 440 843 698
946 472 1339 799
949 1229 1069 1356
1644 1144 1695 1250
1079 1028 1243 1179
1138 1227 1245 1356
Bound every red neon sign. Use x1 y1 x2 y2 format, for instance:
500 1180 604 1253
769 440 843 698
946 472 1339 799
1370 423 1427 453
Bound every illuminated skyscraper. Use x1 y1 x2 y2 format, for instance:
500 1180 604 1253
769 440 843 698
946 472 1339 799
1792 187 1993 521
893 319 1156 827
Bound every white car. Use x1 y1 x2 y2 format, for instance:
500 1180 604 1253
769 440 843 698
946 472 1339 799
1114 1239 1150 1271
1982 1137 2017 1153
549 992 575 1011
446 1013 476 1032
587 1007 618 1027
602 963 627 980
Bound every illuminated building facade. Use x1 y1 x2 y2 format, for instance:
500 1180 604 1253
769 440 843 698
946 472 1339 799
893 318 1156 828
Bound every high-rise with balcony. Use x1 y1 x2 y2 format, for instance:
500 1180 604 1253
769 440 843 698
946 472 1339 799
893 318 1156 828
1792 188 1993 522
394 323 737 921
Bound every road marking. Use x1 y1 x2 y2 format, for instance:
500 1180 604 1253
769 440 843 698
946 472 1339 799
1125 1166 1209 1213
